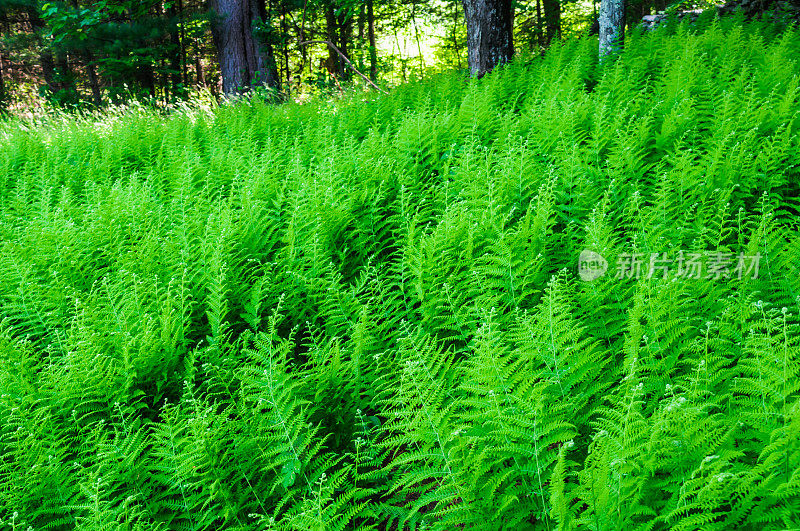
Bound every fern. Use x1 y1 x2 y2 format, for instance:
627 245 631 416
0 17 799 530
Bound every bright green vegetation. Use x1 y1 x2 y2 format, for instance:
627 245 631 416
1 16 799 531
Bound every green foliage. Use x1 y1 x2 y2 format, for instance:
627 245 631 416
1 17 799 530
37 0 191 104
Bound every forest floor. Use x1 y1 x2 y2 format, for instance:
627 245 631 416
0 14 799 531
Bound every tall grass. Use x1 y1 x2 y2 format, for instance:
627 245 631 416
0 14 799 530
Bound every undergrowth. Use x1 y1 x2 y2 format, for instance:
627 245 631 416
1 14 799 530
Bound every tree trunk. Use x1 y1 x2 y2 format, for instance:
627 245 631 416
0 51 6 110
249 0 280 90
542 0 560 46
178 0 188 85
56 55 75 100
210 0 248 93
26 7 68 100
358 4 365 48
324 4 341 77
280 1 290 90
0 12 6 109
462 0 514 77
367 0 377 81
85 51 102 106
599 0 624 59
195 38 206 86
409 4 425 75
535 0 543 48
298 7 309 79
143 62 157 98
210 0 279 95
337 9 352 80
168 1 183 99
393 26 406 83
252 0 281 89
453 0 462 69
39 51 59 95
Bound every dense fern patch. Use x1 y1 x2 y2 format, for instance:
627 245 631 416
1 15 799 530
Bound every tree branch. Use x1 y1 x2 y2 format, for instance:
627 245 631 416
300 39 386 94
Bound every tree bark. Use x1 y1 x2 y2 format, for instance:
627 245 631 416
358 4 365 47
542 0 560 46
337 8 352 80
280 2 290 90
168 0 183 98
367 0 377 81
409 3 425 75
536 0 543 48
599 0 624 59
251 0 280 90
453 0 462 69
210 0 248 93
209 0 279 95
39 51 59 95
324 4 341 77
85 51 102 106
0 12 6 109
194 37 206 86
178 0 188 85
0 51 6 110
462 0 514 77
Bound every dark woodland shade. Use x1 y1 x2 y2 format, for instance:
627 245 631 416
462 0 513 77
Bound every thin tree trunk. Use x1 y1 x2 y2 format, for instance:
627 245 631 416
26 7 66 99
590 0 599 35
409 3 425 76
178 0 188 84
142 62 157 99
367 0 377 81
542 0 560 46
324 5 340 76
599 0 624 58
63 0 93 104
53 54 75 103
337 9 352 80
358 4 365 48
40 51 59 96
252 0 280 90
393 26 406 82
299 0 309 78
536 0 543 49
0 11 5 108
0 13 6 109
195 38 206 86
0 51 6 110
168 1 183 99
280 2 290 90
85 51 102 105
462 0 514 77
453 0 462 69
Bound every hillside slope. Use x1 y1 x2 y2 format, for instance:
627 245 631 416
1 15 799 530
